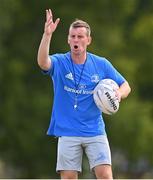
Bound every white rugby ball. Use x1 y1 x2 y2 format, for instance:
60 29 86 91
93 79 120 115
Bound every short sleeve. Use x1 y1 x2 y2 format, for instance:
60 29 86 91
41 55 58 77
104 58 126 86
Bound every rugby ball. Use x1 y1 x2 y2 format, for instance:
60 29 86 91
93 79 120 115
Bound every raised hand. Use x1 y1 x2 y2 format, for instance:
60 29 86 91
44 9 60 36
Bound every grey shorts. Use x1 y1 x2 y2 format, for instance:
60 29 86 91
56 135 111 172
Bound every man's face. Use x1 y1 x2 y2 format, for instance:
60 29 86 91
68 27 91 55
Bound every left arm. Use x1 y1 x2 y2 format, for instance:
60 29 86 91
104 59 131 101
116 81 131 102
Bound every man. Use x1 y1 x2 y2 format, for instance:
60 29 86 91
37 9 131 179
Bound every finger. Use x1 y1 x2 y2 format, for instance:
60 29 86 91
55 18 60 26
46 10 51 23
49 9 53 21
47 15 52 24
46 19 53 27
116 91 121 102
46 9 49 22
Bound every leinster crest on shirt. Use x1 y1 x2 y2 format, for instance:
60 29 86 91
91 74 100 83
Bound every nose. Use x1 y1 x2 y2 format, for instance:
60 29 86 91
73 36 79 42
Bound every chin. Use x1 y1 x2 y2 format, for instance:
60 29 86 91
71 49 80 54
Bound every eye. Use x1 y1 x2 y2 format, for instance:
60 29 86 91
78 35 83 39
70 35 75 38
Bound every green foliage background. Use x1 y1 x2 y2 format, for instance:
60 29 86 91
0 0 153 178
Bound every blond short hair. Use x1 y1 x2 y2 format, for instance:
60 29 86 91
69 19 91 36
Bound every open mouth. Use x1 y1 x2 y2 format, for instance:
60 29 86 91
74 45 78 49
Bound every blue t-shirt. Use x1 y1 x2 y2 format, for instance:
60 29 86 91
42 52 125 137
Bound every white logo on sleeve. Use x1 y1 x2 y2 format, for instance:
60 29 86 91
65 72 74 81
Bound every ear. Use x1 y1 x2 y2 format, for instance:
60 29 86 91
67 35 70 44
87 36 92 45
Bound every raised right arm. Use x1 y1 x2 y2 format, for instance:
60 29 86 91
37 9 60 70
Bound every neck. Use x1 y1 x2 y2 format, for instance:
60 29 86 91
71 52 87 64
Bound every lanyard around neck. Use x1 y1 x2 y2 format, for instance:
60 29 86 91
70 58 87 91
70 57 87 109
